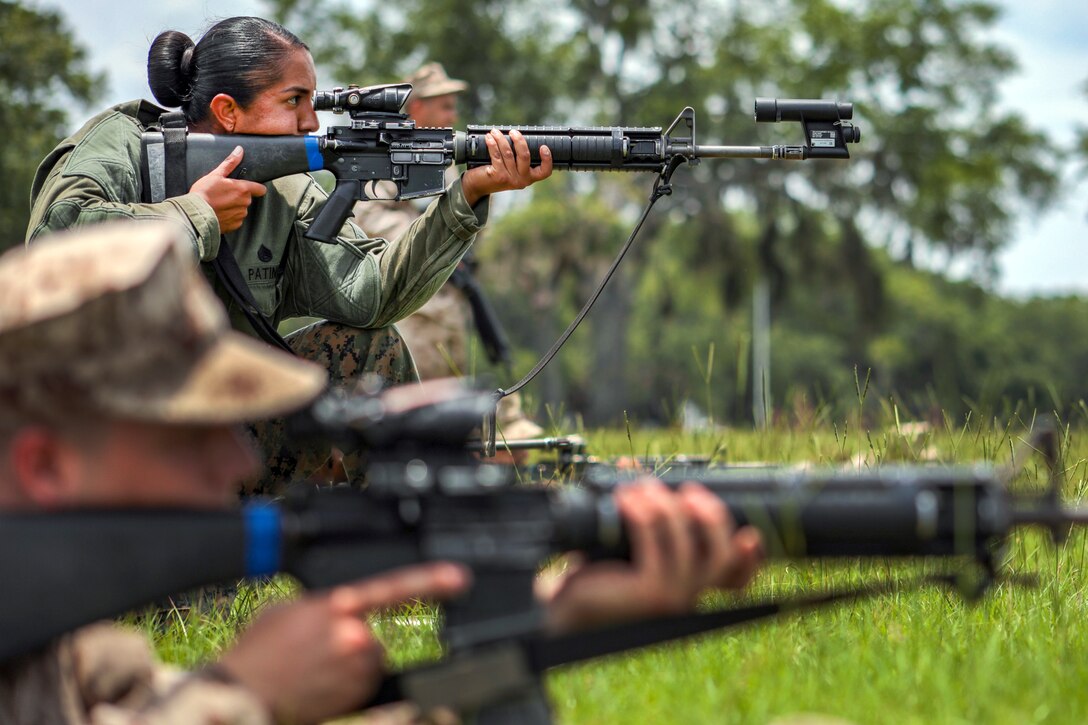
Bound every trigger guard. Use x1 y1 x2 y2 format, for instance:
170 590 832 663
363 180 399 202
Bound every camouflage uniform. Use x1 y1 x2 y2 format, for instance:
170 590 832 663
0 224 327 723
354 64 543 442
247 320 418 493
0 625 268 725
25 99 489 488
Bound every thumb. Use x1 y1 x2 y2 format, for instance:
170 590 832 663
213 145 245 176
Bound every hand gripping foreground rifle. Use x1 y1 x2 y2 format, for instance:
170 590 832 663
140 85 860 244
4 385 1077 722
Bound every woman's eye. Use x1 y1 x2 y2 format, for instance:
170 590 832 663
287 96 300 107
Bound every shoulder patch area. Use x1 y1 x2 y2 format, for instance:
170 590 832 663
60 111 143 200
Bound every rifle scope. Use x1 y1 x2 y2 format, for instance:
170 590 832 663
313 83 412 115
755 98 853 123
755 98 861 145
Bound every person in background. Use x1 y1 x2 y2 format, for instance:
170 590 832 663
354 62 545 453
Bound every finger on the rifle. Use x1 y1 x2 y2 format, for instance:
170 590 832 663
510 129 531 177
215 146 245 175
617 483 672 579
492 128 515 170
328 562 470 615
650 482 695 587
678 484 733 584
727 527 764 588
532 144 554 180
239 180 268 197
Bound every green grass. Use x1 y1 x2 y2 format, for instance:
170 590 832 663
146 411 1088 723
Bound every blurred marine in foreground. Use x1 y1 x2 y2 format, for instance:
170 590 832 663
0 221 761 723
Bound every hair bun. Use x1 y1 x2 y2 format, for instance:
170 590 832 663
147 30 196 108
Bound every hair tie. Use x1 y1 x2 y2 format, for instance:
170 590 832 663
179 45 195 84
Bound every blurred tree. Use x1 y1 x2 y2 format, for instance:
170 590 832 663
1075 75 1088 215
0 1 103 250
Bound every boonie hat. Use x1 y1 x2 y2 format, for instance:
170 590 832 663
0 222 326 425
406 62 468 99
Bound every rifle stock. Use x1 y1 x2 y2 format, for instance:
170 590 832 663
0 510 247 662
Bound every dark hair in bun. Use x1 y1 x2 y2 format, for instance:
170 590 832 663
146 31 196 108
147 16 308 124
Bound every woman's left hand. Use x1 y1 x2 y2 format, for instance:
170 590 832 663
461 128 553 206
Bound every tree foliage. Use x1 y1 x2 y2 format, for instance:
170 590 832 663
273 0 1075 424
0 1 103 251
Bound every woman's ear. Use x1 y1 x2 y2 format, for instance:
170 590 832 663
7 428 82 509
207 93 241 133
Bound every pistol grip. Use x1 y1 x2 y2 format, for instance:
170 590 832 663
306 181 360 244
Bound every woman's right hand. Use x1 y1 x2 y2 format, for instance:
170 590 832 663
189 146 269 234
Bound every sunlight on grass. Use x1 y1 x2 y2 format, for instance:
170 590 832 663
148 407 1088 723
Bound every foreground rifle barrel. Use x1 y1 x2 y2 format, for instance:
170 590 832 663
3 452 1082 664
586 465 1027 558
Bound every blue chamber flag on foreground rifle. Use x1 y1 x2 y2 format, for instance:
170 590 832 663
140 83 860 243
2 382 1087 722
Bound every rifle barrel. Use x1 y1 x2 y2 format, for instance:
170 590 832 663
692 144 807 160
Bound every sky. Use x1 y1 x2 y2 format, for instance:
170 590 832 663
38 0 1088 298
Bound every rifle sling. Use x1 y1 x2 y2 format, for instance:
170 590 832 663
211 237 295 355
449 262 511 367
159 111 188 199
368 574 953 711
491 156 687 455
526 577 939 671
481 160 683 456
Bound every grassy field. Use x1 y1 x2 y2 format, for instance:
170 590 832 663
143 410 1088 724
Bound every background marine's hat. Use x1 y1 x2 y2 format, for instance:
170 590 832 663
0 222 326 425
406 62 468 99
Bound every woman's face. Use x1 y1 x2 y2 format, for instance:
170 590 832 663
230 47 320 136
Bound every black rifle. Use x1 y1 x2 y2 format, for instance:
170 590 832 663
1 385 1084 722
141 86 860 439
140 84 859 244
466 434 722 480
448 252 513 368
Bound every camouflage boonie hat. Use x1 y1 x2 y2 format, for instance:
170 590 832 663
0 222 325 425
406 62 468 99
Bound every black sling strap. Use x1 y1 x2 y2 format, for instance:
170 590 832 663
157 112 295 355
211 239 296 355
365 573 964 714
159 111 188 199
448 258 513 369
